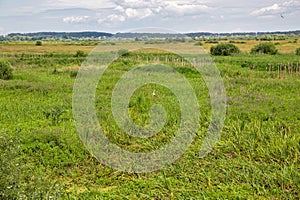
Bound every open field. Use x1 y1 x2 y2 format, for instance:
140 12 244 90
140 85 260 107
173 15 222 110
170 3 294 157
1 38 299 54
0 40 300 199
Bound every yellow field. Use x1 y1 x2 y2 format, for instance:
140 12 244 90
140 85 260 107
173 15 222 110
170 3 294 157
0 45 94 54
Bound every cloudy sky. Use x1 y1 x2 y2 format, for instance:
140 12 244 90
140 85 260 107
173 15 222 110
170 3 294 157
0 0 299 34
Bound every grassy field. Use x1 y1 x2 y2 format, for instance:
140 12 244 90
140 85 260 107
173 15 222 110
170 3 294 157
0 40 299 199
0 38 299 54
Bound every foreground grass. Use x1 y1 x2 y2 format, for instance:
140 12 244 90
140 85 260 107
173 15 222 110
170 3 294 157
0 45 299 199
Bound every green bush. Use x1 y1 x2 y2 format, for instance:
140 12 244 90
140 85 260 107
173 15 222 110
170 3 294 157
296 48 300 55
0 60 13 80
117 49 129 56
69 70 78 78
194 41 203 46
35 41 42 46
251 42 278 55
74 50 87 57
205 39 219 44
210 43 240 56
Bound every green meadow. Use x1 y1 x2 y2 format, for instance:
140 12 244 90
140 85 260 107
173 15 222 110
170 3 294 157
0 40 299 199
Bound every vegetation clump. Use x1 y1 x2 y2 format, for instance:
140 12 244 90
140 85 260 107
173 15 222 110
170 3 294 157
194 41 203 46
251 42 278 55
74 50 87 57
0 60 13 80
296 48 300 55
35 41 42 46
210 43 240 56
117 49 130 56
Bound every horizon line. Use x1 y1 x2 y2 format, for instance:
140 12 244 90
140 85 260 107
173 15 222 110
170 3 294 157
2 29 300 36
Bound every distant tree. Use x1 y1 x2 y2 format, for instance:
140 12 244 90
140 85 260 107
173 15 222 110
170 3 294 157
35 41 42 46
251 42 278 55
210 43 240 56
296 48 300 55
0 60 13 80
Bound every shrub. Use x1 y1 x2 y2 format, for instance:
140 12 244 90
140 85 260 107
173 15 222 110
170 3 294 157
194 41 203 46
205 39 219 44
74 50 87 57
69 70 78 78
241 61 251 68
230 41 246 44
296 48 300 55
251 42 278 55
210 43 240 56
35 41 42 46
117 49 129 56
0 60 13 80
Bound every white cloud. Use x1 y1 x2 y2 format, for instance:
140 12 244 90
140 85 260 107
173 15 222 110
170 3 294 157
125 8 153 18
125 8 138 18
96 0 211 25
115 0 158 9
63 16 89 23
97 8 152 25
115 5 125 12
251 4 281 16
97 14 125 25
163 1 210 15
282 0 300 7
46 0 114 9
114 0 211 15
107 14 126 22
251 0 300 17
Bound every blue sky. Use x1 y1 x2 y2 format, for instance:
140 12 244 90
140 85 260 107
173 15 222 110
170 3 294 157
0 0 299 34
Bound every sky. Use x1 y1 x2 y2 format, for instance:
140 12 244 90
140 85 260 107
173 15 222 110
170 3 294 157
0 0 299 35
